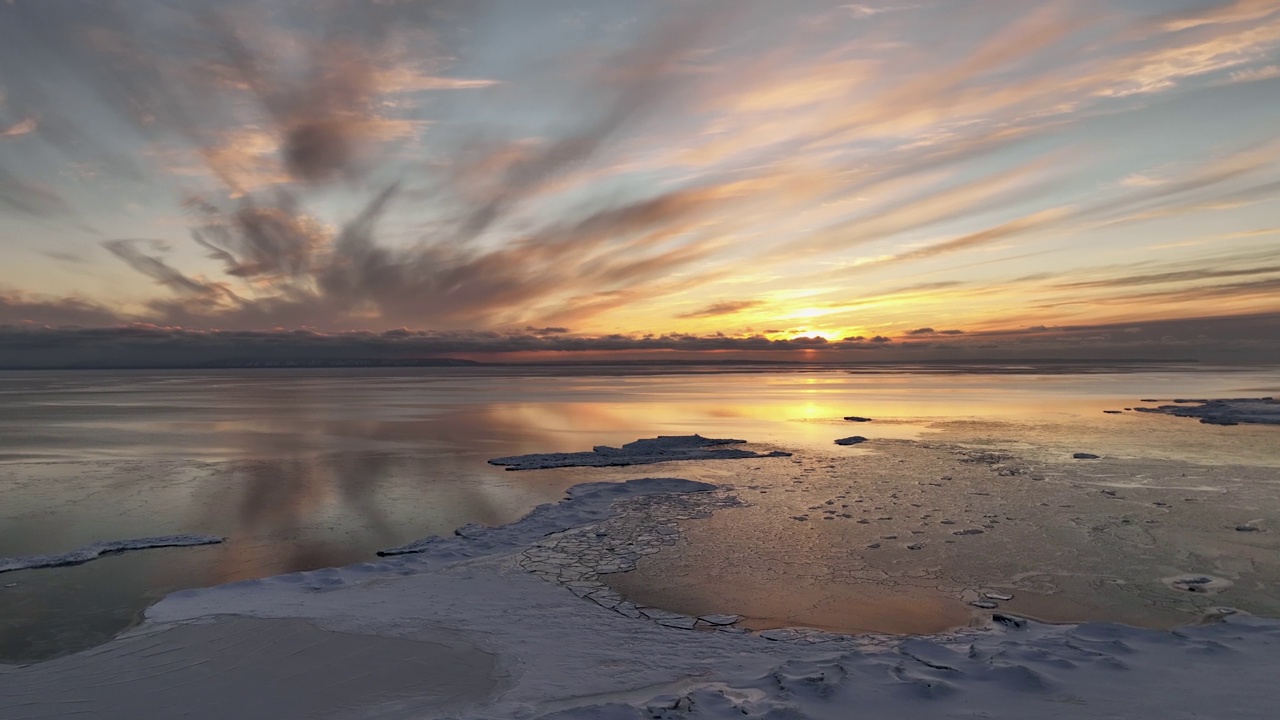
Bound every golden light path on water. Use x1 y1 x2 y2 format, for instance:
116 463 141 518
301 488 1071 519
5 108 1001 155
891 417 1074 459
1 365 1278 661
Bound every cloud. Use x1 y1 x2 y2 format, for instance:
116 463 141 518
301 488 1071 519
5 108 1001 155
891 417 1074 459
0 117 36 137
906 327 965 336
440 9 721 241
187 191 327 278
94 176 739 332
839 4 913 19
1157 0 1280 32
0 164 69 217
0 1 500 195
1054 264 1280 290
42 250 86 264
1230 64 1280 82
26 4 734 333
0 293 126 327
858 207 1071 270
102 239 229 297
3 0 1280 344
2 309 1278 368
676 300 765 319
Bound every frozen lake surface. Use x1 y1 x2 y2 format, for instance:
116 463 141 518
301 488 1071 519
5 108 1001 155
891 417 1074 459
1 364 1278 662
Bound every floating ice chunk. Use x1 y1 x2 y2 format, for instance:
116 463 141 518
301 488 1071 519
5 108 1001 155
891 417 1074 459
1073 453 1101 459
835 436 868 446
970 600 999 609
1164 574 1233 594
488 435 792 471
0 535 224 574
844 416 873 422
983 592 1014 601
699 614 741 626
1134 397 1280 426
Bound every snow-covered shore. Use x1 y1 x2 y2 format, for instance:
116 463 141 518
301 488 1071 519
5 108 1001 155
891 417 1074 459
3 477 1280 719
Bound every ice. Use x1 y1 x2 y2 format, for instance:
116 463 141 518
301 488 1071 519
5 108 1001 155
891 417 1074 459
379 477 717 557
488 435 793 471
6 476 1280 719
0 535 224 574
654 616 699 630
0 617 496 720
1135 397 1280 425
508 617 1280 719
1163 573 1233 594
834 436 868 446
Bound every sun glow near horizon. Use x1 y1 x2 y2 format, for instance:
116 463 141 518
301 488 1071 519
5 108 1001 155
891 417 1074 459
1 0 1279 365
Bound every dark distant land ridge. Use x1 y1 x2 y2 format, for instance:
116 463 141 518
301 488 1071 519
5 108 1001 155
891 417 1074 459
0 356 1200 371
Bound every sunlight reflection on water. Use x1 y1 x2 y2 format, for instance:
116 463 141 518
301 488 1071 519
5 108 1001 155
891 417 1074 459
1 365 1277 660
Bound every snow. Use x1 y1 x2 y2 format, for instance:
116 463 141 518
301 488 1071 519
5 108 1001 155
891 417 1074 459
1135 397 1280 425
0 535 224 574
0 617 496 720
488 435 793 471
4 478 1280 719
379 477 718 557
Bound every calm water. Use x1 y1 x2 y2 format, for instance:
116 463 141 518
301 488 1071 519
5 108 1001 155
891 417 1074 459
2 365 1278 662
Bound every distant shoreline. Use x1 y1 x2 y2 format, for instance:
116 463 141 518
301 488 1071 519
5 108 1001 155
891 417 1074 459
0 358 1214 371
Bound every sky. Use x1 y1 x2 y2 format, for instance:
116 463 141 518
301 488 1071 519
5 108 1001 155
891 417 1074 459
1 0 1279 366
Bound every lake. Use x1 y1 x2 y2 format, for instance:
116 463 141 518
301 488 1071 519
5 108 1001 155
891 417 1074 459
2 364 1278 662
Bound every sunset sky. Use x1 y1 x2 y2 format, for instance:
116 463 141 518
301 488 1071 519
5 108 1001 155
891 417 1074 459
1 0 1278 365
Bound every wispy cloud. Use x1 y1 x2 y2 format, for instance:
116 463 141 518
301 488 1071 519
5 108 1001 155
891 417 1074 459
0 0 1277 343
676 300 765 319
0 117 36 137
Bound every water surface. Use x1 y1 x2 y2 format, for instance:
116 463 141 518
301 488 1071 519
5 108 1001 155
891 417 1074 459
2 365 1277 661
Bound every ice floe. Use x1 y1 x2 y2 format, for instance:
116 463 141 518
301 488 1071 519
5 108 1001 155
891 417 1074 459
488 435 792 471
0 535 224 574
1135 397 1280 425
